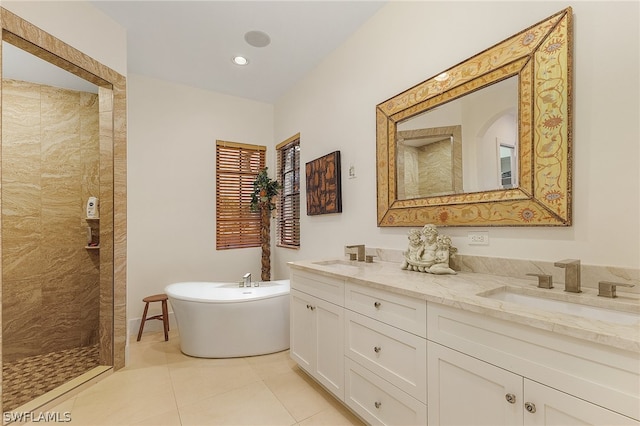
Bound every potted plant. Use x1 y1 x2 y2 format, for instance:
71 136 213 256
250 168 281 281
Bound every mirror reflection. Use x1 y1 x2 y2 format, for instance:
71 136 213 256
395 76 518 199
396 125 462 199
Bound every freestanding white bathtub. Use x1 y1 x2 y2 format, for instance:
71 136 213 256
165 280 290 358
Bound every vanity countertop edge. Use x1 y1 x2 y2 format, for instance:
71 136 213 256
288 259 640 353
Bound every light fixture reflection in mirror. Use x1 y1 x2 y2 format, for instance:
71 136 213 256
377 7 572 227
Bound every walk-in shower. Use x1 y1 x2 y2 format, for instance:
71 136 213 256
0 41 106 412
0 8 127 414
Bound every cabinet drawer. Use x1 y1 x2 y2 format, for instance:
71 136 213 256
345 282 426 337
291 270 344 305
345 358 426 426
345 310 426 402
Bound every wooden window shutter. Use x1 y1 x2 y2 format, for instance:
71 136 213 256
216 141 266 250
276 134 300 248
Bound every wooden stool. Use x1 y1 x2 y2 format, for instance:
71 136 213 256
137 293 169 341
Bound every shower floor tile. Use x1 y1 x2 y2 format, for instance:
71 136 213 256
2 344 100 412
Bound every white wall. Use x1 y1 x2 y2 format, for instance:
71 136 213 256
126 74 274 319
273 1 640 276
1 0 127 76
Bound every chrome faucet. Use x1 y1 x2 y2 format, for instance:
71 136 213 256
554 259 581 293
346 244 365 261
242 272 252 287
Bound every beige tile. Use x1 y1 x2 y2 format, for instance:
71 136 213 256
169 356 262 407
22 397 76 426
1 238 42 282
2 79 42 100
68 366 176 425
131 408 182 426
1 277 42 361
145 329 178 342
178 380 296 426
297 397 365 425
56 395 78 413
245 349 298 380
164 347 196 367
126 330 181 369
263 368 333 422
130 329 182 359
78 364 171 397
126 342 170 370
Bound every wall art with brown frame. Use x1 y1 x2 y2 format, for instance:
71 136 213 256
305 151 342 215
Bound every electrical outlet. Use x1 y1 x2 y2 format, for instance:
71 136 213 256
468 231 489 245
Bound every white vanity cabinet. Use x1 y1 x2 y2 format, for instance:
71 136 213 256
289 263 640 426
344 283 427 425
427 302 640 425
290 271 345 400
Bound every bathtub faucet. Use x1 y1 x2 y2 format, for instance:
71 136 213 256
242 272 252 287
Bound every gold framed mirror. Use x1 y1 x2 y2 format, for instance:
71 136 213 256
377 7 572 227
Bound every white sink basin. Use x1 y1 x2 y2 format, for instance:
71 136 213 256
312 259 362 272
482 288 640 325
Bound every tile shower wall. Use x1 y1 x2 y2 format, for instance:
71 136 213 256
1 79 100 362
396 132 462 199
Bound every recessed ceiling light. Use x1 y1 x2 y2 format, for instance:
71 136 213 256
232 56 249 66
244 31 271 48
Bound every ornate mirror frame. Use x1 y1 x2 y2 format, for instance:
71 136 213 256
377 7 572 226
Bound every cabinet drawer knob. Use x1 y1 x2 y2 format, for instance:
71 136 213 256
309 305 316 311
525 402 536 413
373 346 381 353
505 393 516 404
374 401 382 409
374 301 381 309
306 304 311 309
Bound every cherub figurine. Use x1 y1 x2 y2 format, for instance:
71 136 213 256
428 235 457 275
420 224 439 266
401 229 424 270
400 224 457 275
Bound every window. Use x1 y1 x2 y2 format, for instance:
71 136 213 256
215 140 265 250
276 134 300 248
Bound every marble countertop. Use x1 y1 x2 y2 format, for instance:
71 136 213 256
288 258 640 353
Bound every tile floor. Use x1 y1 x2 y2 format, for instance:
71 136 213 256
25 330 364 425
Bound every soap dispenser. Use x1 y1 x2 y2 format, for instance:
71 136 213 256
86 197 99 219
